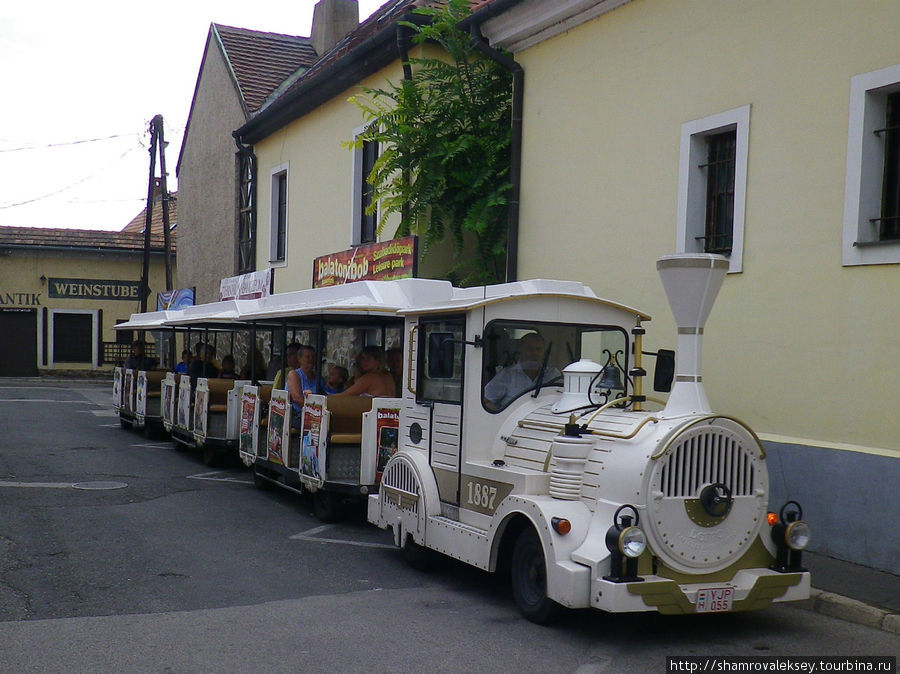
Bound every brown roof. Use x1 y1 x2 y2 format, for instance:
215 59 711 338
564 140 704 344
0 225 174 253
121 179 177 238
214 24 318 114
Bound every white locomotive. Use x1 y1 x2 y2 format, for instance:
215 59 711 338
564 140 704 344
369 253 811 622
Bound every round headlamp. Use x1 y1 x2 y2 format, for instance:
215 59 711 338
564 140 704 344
619 526 646 558
785 521 810 551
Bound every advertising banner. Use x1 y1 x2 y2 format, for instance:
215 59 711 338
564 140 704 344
267 389 289 466
220 269 271 301
113 367 123 412
193 379 209 440
375 406 401 478
157 287 195 311
177 378 192 430
161 375 176 431
312 236 417 288
239 386 259 459
301 396 325 481
123 370 135 413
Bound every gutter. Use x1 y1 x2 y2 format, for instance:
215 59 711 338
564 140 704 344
468 23 523 283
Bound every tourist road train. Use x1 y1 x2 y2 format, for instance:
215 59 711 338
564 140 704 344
112 253 811 622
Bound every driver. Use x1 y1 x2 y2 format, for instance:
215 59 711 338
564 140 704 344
483 332 560 410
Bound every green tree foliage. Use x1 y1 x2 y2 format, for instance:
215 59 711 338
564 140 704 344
348 0 512 285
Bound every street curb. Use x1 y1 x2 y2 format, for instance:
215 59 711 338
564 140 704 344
803 588 898 633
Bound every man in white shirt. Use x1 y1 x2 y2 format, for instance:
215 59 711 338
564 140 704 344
483 332 560 410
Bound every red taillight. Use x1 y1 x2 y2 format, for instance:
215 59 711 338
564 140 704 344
767 512 779 526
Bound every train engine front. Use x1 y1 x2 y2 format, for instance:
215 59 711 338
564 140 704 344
508 254 811 618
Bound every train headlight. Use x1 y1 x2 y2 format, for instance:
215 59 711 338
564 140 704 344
769 500 809 572
785 521 810 551
602 505 646 583
619 526 646 558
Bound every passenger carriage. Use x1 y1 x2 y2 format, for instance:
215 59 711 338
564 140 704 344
237 278 454 521
368 254 811 622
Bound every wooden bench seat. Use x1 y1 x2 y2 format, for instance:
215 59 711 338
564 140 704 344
326 395 373 445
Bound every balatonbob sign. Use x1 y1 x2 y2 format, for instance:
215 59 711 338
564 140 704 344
313 236 417 288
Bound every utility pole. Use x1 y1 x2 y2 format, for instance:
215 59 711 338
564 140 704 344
139 114 174 315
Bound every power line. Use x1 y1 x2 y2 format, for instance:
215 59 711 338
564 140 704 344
0 147 139 210
0 133 137 153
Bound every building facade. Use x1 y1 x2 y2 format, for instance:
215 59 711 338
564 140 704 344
467 0 900 572
0 227 172 375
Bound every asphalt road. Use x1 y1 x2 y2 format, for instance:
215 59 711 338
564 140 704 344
0 381 897 673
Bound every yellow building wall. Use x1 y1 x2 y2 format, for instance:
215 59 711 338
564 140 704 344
0 248 172 370
514 0 900 455
254 46 457 292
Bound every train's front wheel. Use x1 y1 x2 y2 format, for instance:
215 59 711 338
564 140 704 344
510 527 561 624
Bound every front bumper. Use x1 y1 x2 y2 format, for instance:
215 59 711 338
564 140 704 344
593 568 810 614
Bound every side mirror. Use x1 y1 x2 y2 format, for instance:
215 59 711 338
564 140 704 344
653 349 675 392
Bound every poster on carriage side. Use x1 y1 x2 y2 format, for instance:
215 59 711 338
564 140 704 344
238 386 259 458
375 406 401 480
301 397 324 481
161 377 175 429
113 367 123 412
267 389 289 466
177 378 192 430
123 369 134 413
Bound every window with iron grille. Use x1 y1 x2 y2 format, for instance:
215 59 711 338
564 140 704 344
360 140 378 244
843 64 900 265
677 105 749 273
237 148 256 274
702 131 736 254
269 164 288 264
877 92 900 241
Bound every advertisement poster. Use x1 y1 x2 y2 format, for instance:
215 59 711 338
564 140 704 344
267 390 289 466
193 385 208 438
177 380 191 429
239 387 258 456
123 370 134 413
162 379 175 428
157 287 195 311
136 371 147 418
312 236 417 288
219 269 271 301
301 399 324 480
376 407 401 478
113 367 122 412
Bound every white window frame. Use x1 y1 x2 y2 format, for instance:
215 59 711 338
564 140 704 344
47 309 99 369
676 104 750 274
350 123 379 246
269 163 289 267
842 63 900 266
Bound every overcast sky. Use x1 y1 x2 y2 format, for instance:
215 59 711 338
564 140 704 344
0 0 385 231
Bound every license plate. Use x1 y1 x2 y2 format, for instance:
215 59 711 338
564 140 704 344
695 587 734 613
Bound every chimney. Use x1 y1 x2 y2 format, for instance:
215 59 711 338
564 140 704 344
311 0 360 57
656 253 729 417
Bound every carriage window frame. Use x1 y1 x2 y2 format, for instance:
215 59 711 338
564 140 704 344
480 319 629 414
416 315 465 405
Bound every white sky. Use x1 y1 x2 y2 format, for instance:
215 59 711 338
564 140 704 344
0 0 386 231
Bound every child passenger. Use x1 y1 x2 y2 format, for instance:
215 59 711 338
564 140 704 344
323 365 349 394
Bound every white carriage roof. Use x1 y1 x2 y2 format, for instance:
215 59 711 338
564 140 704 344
399 279 652 320
236 277 455 321
165 299 250 326
114 309 185 330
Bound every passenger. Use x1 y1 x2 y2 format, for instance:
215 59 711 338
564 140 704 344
188 343 220 383
219 354 237 379
273 342 300 390
124 340 157 370
288 345 324 428
323 364 349 394
331 345 395 398
174 349 190 374
483 332 560 410
240 346 268 381
386 347 403 396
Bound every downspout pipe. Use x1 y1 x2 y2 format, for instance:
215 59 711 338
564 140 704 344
469 24 522 283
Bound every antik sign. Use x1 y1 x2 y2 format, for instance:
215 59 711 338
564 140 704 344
48 278 141 301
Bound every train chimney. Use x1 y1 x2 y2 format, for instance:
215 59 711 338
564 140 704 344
656 253 729 417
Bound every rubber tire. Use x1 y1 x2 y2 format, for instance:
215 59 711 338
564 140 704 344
510 527 562 624
312 491 345 523
400 534 434 572
202 444 220 467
